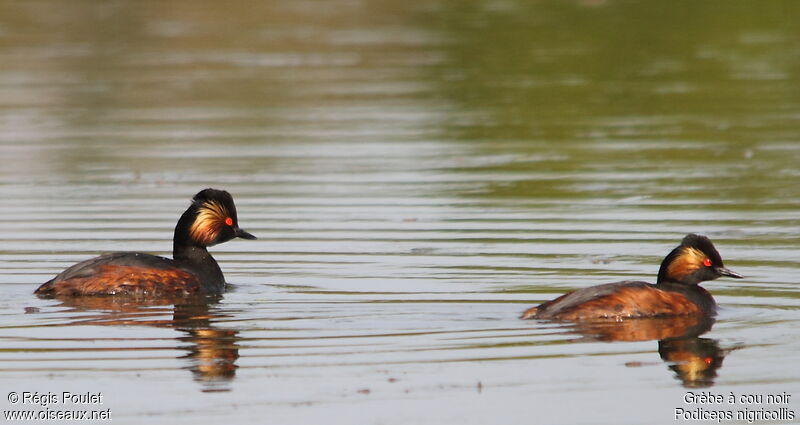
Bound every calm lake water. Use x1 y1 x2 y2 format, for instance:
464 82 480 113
1 1 799 424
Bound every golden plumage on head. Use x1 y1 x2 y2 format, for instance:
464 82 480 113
666 247 707 281
190 199 233 246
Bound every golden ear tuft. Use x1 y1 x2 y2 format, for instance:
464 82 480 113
189 200 231 246
666 247 706 280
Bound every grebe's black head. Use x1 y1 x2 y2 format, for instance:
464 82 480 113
175 188 256 248
657 234 742 286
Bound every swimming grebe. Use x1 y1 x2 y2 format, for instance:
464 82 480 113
35 188 255 297
521 234 742 320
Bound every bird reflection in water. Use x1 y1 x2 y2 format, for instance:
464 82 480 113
561 315 730 388
51 296 240 392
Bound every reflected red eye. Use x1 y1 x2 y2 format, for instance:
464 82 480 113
703 258 712 267
224 217 234 226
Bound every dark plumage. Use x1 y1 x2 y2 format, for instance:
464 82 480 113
521 234 742 320
35 189 256 298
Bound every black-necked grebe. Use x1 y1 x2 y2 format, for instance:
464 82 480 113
35 188 256 297
521 234 742 320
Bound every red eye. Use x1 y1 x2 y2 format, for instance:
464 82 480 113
224 217 234 226
703 258 712 267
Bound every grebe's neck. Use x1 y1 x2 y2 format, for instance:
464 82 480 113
173 209 225 290
173 244 225 290
656 280 717 315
